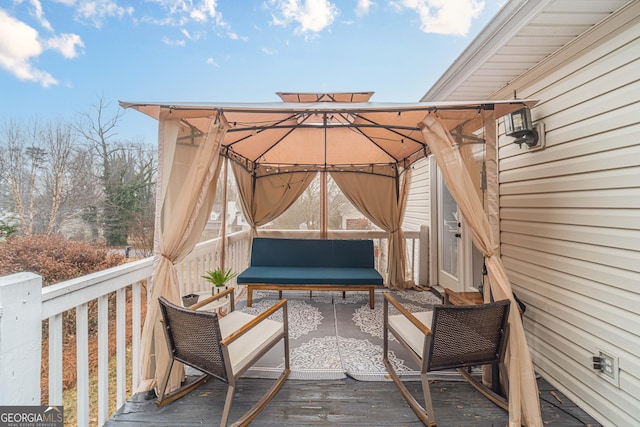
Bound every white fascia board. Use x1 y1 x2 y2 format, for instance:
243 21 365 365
421 0 556 102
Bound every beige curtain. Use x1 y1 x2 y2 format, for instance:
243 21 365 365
231 163 316 237
420 114 542 427
331 170 412 289
137 115 227 393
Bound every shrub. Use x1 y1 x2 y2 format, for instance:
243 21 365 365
0 234 124 285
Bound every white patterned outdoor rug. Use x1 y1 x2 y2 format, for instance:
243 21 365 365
232 288 462 382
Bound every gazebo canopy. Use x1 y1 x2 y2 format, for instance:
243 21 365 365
119 93 543 427
120 93 534 177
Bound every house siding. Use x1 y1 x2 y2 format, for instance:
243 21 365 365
498 12 640 427
403 157 430 231
403 157 432 286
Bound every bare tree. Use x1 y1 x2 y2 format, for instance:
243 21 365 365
41 123 76 234
74 96 125 245
73 96 122 185
0 119 44 235
0 119 102 236
74 96 156 247
0 96 156 244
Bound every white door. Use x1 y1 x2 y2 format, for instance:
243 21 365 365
437 175 463 291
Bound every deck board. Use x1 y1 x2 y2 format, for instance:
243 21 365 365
106 376 601 426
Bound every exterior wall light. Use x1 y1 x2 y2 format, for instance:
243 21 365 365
504 107 539 148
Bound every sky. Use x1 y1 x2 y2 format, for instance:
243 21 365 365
0 0 504 144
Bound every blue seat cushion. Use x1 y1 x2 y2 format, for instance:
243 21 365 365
237 266 383 285
249 238 375 269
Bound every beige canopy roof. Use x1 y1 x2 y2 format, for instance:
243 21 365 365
120 93 543 427
120 94 534 177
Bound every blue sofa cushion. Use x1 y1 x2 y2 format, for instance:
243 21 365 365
237 266 383 285
248 238 375 268
237 238 383 285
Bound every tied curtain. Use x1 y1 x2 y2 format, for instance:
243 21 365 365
331 169 412 289
420 113 542 427
231 163 316 238
137 115 227 394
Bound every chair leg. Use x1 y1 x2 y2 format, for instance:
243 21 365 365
228 332 291 427
383 357 436 426
383 308 435 426
230 369 291 427
420 371 436 424
155 359 174 404
456 367 508 411
156 359 210 407
220 384 235 427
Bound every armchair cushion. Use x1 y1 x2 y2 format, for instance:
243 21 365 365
388 311 433 358
219 311 284 375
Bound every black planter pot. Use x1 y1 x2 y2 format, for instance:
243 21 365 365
181 294 199 307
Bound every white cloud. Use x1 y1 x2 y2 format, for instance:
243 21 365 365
161 36 186 47
355 0 373 17
73 0 134 28
180 28 204 41
262 47 276 55
0 9 57 87
227 32 248 42
46 33 84 58
206 57 218 66
267 0 339 34
147 0 227 27
392 0 484 36
28 0 54 32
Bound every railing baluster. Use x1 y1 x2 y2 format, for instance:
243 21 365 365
187 259 194 294
48 313 63 406
132 281 141 391
116 288 126 408
76 303 89 427
97 295 109 426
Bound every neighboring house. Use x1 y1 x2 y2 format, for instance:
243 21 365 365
411 1 639 426
204 201 249 240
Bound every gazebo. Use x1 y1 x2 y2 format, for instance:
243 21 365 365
120 92 542 426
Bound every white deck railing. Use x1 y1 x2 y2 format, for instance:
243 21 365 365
177 228 426 293
42 258 154 426
0 227 427 426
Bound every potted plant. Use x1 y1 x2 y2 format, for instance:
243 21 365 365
202 267 238 295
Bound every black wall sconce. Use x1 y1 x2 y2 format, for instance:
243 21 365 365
504 107 540 148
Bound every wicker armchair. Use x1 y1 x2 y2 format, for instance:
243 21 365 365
157 289 290 427
383 292 510 426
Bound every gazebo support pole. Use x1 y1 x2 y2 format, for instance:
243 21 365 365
320 170 328 239
220 158 228 269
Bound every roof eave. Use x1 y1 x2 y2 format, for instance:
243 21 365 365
420 0 555 102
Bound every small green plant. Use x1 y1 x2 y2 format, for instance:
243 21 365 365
202 267 238 287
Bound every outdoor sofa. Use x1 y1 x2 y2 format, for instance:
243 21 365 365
237 237 384 308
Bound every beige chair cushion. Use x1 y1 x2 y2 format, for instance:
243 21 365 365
388 311 433 358
219 311 284 375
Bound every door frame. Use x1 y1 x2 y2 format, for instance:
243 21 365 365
429 158 478 292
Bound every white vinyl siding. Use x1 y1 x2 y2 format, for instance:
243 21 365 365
403 156 430 231
498 12 640 427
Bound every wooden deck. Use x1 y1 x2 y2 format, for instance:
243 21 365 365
106 376 601 426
